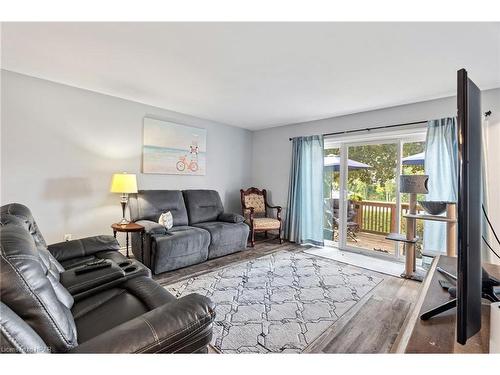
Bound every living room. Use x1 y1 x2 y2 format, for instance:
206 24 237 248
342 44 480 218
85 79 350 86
1 1 500 373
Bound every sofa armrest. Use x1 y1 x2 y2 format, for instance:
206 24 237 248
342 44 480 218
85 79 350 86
70 294 215 353
135 220 168 235
48 235 120 262
218 213 245 223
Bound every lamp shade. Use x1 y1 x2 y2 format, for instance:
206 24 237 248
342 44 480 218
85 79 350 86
110 173 138 194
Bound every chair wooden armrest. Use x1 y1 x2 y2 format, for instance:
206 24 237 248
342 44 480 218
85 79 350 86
265 204 282 220
266 203 282 211
243 206 255 222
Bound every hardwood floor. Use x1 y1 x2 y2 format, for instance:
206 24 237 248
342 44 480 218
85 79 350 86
304 276 420 353
332 231 399 254
152 238 422 353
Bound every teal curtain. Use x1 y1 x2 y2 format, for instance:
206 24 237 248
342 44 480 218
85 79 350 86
285 135 324 246
423 117 458 253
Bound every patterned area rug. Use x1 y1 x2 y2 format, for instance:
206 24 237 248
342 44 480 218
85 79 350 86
165 250 384 353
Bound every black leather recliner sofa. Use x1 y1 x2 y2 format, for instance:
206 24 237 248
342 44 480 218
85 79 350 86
0 203 215 353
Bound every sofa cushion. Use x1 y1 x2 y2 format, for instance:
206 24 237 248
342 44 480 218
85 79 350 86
251 217 281 230
0 302 51 353
0 207 74 308
0 218 78 352
135 220 168 235
48 235 120 262
129 190 189 226
0 203 47 251
152 226 210 274
192 221 249 259
128 220 167 266
72 276 175 343
218 213 245 223
70 294 215 354
183 190 224 225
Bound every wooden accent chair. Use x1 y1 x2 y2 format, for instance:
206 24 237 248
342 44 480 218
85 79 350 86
240 187 282 247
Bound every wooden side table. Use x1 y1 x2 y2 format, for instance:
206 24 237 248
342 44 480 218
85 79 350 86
111 223 145 259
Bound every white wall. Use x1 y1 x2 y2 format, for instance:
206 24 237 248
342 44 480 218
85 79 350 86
2 68 499 262
483 101 500 264
1 70 252 244
251 88 500 262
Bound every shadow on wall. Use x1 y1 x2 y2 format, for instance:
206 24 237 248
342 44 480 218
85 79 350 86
265 188 288 238
42 177 92 234
224 189 244 215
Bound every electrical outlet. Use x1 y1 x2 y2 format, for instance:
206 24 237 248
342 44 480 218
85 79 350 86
64 234 72 241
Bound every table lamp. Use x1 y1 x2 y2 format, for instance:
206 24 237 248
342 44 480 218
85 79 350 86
110 172 138 224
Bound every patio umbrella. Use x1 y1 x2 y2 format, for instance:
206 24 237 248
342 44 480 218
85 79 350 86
324 155 371 171
402 152 425 165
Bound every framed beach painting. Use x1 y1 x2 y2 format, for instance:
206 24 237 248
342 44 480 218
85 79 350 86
142 117 207 175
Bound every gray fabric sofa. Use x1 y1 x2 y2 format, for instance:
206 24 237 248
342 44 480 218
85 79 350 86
129 190 249 274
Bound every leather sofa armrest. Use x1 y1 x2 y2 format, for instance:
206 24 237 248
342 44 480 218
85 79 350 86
218 213 245 223
70 294 215 353
135 220 168 235
48 235 120 262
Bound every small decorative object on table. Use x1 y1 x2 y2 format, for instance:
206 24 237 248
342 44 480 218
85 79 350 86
111 222 145 259
110 172 138 224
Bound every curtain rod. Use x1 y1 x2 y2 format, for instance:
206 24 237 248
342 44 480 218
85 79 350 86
288 110 492 141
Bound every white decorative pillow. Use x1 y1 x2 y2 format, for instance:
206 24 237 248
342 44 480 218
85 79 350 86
158 211 173 230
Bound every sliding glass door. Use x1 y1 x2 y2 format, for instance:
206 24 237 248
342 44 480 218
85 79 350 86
344 141 399 256
400 140 427 260
323 147 341 245
323 133 426 260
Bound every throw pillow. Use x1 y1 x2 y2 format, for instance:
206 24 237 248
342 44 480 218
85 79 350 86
158 211 173 230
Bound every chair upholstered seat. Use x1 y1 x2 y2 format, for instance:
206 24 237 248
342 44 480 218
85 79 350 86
250 217 281 230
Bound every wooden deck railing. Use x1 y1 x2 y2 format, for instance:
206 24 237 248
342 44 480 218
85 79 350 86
353 200 413 235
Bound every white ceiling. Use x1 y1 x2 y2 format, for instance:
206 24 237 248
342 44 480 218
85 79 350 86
2 22 500 130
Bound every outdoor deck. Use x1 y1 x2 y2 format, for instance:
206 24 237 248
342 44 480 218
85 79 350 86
327 231 397 255
346 231 397 255
324 199 426 256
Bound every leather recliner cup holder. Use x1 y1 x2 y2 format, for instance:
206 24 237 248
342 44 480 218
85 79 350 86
124 266 137 273
118 261 132 268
